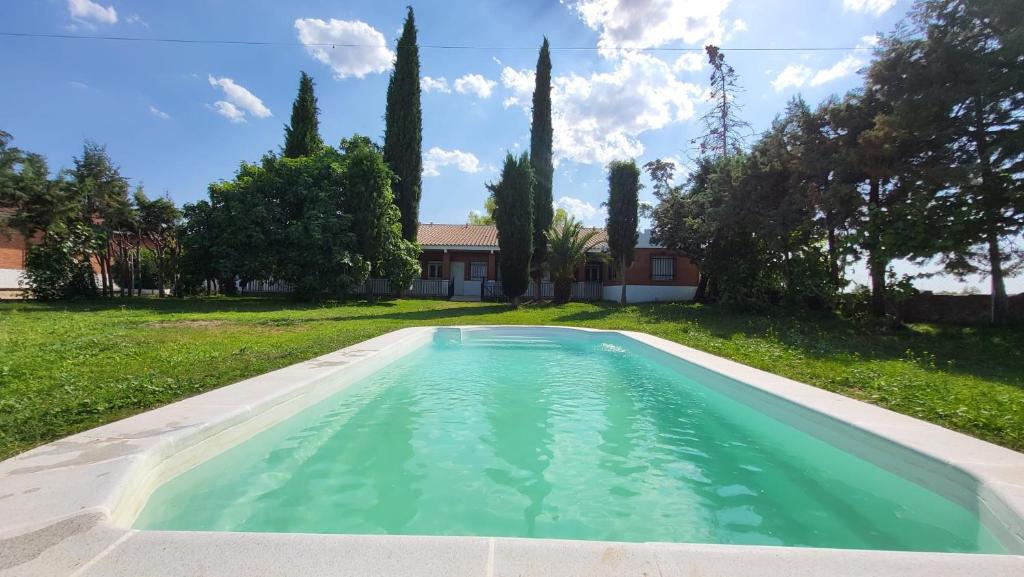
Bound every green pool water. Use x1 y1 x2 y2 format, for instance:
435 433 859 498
134 328 1009 553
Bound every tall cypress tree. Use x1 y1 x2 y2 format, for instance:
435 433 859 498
383 6 423 242
530 37 554 287
489 152 534 308
606 160 640 306
283 71 323 158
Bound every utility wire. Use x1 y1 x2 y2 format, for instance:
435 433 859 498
0 31 875 52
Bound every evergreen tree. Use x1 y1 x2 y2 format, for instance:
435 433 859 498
530 37 554 288
869 0 1024 324
489 153 534 307
605 160 640 305
283 71 323 159
695 45 751 158
383 6 423 242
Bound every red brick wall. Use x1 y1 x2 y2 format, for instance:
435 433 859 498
604 249 699 286
0 232 27 270
420 250 497 280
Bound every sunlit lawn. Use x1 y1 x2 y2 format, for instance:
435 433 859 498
0 297 1021 460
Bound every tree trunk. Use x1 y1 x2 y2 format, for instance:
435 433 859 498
826 218 840 290
511 295 520 309
618 259 627 306
694 274 709 302
553 277 572 304
866 177 886 317
156 246 166 298
869 254 888 317
987 231 1009 325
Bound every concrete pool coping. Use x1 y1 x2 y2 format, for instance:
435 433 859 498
0 325 1020 576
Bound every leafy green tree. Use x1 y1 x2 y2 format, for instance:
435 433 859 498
467 195 496 225
283 71 324 159
71 141 131 298
383 6 423 242
179 200 219 294
530 37 554 287
263 150 363 297
605 160 640 305
826 89 931 317
23 223 97 300
869 0 1024 324
340 135 420 294
546 211 601 303
135 189 181 297
489 152 534 307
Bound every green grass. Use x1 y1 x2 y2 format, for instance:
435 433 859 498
1 297 1022 460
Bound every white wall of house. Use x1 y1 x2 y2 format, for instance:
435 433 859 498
601 284 697 303
0 268 24 289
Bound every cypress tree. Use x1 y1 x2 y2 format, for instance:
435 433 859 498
383 6 423 242
606 160 640 305
489 152 534 308
530 37 554 288
283 71 323 158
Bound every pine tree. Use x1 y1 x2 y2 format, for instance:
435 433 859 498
530 37 554 290
869 0 1024 324
489 153 534 307
695 45 751 159
605 160 640 305
383 6 423 242
283 71 323 159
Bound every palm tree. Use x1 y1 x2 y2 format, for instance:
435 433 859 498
545 210 603 303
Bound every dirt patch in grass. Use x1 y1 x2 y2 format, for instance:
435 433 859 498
145 320 229 329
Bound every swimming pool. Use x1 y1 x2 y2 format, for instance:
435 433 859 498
132 327 1013 554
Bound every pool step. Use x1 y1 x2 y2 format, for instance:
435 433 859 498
460 336 561 349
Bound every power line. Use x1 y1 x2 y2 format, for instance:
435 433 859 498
0 31 874 52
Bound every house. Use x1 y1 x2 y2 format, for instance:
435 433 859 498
0 209 27 295
416 223 699 303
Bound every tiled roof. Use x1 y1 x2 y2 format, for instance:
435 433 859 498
417 223 610 251
417 224 499 247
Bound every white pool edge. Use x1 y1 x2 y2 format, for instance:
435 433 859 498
0 325 1021 577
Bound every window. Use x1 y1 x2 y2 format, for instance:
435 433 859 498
651 256 674 281
426 261 443 280
584 262 602 282
470 261 488 281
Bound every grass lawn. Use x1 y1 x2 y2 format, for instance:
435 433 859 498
0 297 1022 460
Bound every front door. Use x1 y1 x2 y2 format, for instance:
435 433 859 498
451 262 466 295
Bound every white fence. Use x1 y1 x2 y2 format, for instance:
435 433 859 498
483 280 602 301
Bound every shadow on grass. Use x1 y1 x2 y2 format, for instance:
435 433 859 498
0 296 400 315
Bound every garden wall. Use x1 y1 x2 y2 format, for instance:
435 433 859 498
898 293 1024 325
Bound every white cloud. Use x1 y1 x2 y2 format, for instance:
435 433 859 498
454 74 497 99
500 67 535 108
423 147 482 177
843 0 897 16
125 13 147 27
68 80 89 89
672 52 705 73
421 76 451 94
502 52 703 164
772 33 876 92
148 105 170 120
207 75 271 119
771 64 813 91
566 0 731 53
68 0 117 26
294 18 394 79
731 18 748 34
212 101 246 123
555 196 605 226
810 55 862 86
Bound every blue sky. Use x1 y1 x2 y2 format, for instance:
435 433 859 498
1 0 1017 293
